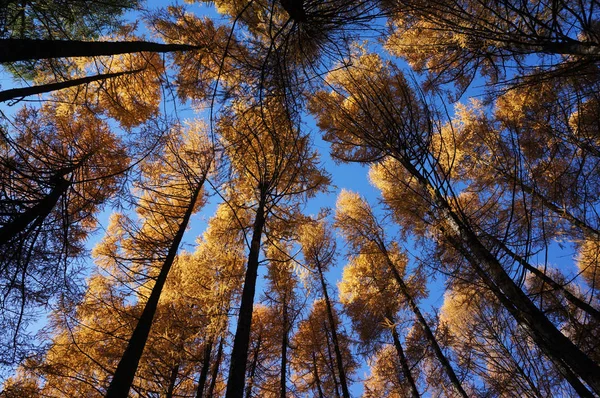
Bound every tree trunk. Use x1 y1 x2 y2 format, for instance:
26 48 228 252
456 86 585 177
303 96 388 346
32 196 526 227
0 68 144 103
196 339 214 398
312 351 325 398
0 39 200 63
280 295 289 398
400 159 600 395
381 244 468 398
323 325 341 398
245 335 262 398
105 182 205 398
207 337 224 398
166 363 180 398
226 195 267 398
389 322 420 398
315 260 351 398
0 176 70 246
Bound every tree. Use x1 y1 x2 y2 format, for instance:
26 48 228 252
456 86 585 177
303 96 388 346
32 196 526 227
310 51 600 395
297 219 353 398
0 102 128 366
100 122 214 397
290 299 356 398
335 190 467 397
383 0 600 97
216 94 329 398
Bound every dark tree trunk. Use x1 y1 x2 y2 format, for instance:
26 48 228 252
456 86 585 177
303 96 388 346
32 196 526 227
0 68 144 103
105 182 205 398
165 363 180 398
315 260 351 398
0 39 200 63
226 195 267 398
323 325 341 398
280 295 289 398
399 159 600 395
389 322 420 398
207 337 224 398
382 245 468 398
245 335 262 398
312 351 325 398
0 176 70 246
196 339 214 398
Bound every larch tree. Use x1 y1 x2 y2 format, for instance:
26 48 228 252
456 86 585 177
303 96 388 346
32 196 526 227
216 94 329 398
310 51 600 395
297 219 353 398
99 121 214 397
0 102 128 366
335 190 467 397
290 299 356 398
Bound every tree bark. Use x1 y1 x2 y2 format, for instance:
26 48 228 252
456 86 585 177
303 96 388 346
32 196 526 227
0 176 70 246
245 335 262 398
389 322 420 398
226 195 267 398
399 159 600 395
207 337 224 398
165 363 180 398
315 260 351 398
105 182 205 398
381 244 468 398
0 68 144 103
196 339 214 398
280 295 289 398
0 39 200 63
311 351 325 398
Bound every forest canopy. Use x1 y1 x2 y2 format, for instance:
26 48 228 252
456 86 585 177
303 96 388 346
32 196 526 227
1 0 600 397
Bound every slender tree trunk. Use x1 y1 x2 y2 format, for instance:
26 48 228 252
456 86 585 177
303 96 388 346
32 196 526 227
498 168 600 238
196 339 214 398
323 325 341 398
207 337 224 398
226 194 267 398
0 68 145 103
486 233 600 321
312 351 325 398
245 335 262 398
389 322 420 398
381 245 468 398
165 363 180 398
315 260 351 398
0 176 70 246
105 182 205 398
280 295 289 398
399 159 600 395
0 39 200 63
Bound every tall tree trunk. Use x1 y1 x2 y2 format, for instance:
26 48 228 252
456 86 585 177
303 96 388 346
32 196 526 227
315 260 351 398
105 182 204 398
280 295 289 398
0 68 144 103
389 321 420 398
0 39 200 63
323 325 341 398
207 337 224 398
311 351 325 398
245 335 262 398
226 194 267 398
381 244 468 398
486 233 600 321
196 339 214 398
400 159 600 395
0 176 70 246
165 363 180 398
